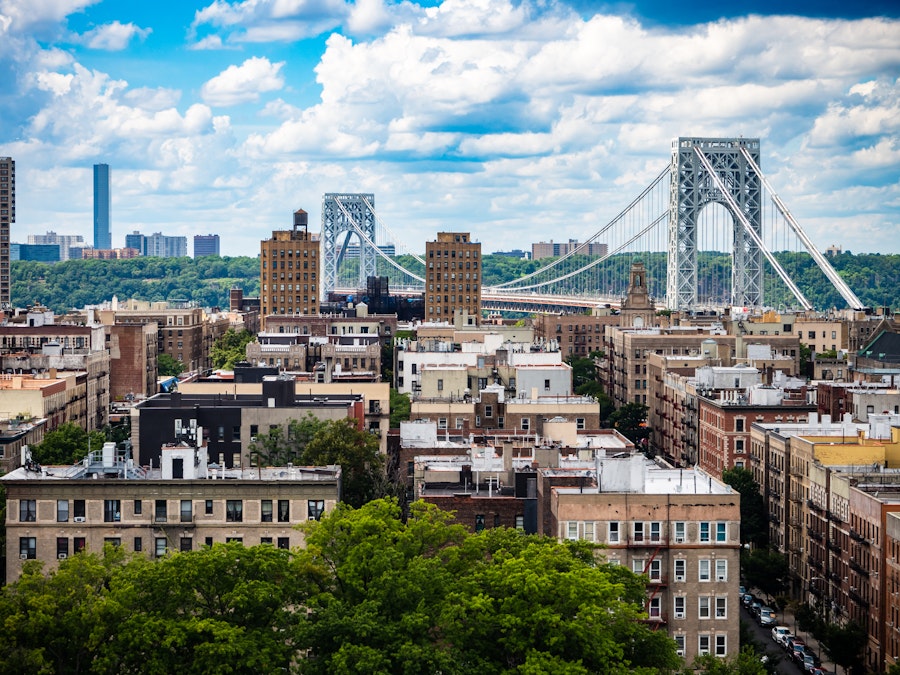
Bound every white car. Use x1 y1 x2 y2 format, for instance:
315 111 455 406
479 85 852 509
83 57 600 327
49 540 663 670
771 625 792 646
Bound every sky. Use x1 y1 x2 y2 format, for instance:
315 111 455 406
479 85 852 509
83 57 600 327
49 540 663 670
0 0 898 258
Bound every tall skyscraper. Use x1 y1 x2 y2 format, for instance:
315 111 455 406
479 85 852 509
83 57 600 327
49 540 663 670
93 163 111 249
425 231 481 326
194 234 220 257
0 156 13 309
260 210 319 330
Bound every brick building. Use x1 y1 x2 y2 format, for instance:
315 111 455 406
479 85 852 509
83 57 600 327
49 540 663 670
425 231 481 325
260 210 320 329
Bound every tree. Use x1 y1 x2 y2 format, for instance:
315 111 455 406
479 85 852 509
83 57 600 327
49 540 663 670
608 402 650 445
688 646 770 675
389 388 411 428
295 498 681 674
722 467 769 547
821 621 867 675
30 422 106 465
158 353 185 377
741 549 789 599
211 328 256 370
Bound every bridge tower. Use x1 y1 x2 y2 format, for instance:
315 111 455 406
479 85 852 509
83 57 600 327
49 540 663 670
322 193 377 295
666 137 762 311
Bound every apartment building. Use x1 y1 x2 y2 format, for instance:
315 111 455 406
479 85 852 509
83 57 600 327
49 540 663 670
3 442 340 582
260 210 320 329
424 231 481 325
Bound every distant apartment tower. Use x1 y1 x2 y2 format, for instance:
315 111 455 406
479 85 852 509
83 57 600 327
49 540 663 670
194 234 220 258
0 157 13 308
93 164 111 250
425 232 481 326
532 239 608 260
260 210 320 330
27 231 85 261
126 231 187 258
11 244 60 262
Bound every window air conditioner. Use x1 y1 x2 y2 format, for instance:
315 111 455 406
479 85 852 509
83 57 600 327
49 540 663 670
717 575 726 581
675 575 685 582
675 536 685 543
58 553 67 559
74 517 86 523
676 650 685 657
19 553 28 560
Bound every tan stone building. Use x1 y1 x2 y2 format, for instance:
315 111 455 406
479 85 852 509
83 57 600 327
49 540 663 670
425 232 481 326
3 442 341 582
260 209 320 329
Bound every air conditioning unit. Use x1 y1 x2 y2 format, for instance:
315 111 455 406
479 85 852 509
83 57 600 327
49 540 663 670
675 536 685 543
717 575 727 581
308 516 317 521
676 650 685 657
250 436 257 442
74 516 86 523
675 575 685 582
19 553 28 560
58 553 67 560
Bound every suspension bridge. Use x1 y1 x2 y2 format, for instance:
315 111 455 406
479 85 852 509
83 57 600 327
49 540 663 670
320 137 864 314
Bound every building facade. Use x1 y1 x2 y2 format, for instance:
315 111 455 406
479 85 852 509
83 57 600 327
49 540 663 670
0 156 13 308
93 163 111 250
425 232 481 326
260 210 320 329
193 234 220 257
2 442 341 582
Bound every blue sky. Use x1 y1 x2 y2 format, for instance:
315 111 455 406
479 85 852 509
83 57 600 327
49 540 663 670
0 0 898 257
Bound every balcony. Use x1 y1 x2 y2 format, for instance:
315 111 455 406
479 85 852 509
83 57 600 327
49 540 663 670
807 499 823 513
849 530 869 546
849 559 870 577
808 530 823 542
849 589 869 609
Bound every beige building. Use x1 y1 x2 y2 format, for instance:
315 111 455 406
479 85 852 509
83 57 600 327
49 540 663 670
425 232 481 325
260 209 320 329
3 442 341 582
549 454 741 664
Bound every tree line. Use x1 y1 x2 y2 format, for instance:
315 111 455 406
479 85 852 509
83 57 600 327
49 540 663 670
11 251 900 314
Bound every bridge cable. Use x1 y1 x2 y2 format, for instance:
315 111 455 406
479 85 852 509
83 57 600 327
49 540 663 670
359 196 427 266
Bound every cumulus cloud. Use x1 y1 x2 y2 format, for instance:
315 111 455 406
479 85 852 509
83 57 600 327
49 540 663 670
200 56 285 106
0 0 98 33
191 0 348 42
80 21 151 50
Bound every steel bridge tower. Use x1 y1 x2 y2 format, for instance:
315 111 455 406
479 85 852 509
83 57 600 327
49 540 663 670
667 137 763 311
322 193 376 295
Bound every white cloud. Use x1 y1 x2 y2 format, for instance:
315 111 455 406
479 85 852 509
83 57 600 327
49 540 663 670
0 0 98 32
200 56 285 106
80 21 152 50
191 0 348 42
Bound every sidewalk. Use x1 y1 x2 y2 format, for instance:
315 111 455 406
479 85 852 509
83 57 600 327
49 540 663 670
752 587 835 673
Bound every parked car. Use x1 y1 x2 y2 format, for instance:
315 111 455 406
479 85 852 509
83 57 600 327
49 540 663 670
741 593 754 607
771 626 792 645
758 607 776 626
786 636 806 653
802 653 820 672
750 599 762 617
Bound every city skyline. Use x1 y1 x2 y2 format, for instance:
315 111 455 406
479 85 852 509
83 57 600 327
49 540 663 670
0 1 897 257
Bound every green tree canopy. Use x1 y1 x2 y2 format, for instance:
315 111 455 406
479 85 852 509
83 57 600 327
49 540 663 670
249 416 388 508
211 328 256 370
30 422 106 465
722 467 769 548
608 402 650 446
741 548 789 599
157 353 185 377
389 388 411 427
295 498 681 674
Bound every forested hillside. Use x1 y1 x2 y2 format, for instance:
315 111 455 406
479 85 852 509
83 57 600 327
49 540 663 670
9 251 900 313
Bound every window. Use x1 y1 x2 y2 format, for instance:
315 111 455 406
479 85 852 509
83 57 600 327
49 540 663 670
19 499 36 522
674 596 686 619
648 596 661 618
74 538 86 553
633 522 644 542
275 499 290 523
735 439 745 454
608 521 620 543
57 500 69 522
261 500 273 523
715 635 727 656
180 538 192 552
544 379 551 391
133 537 142 552
674 558 686 582
735 418 745 432
650 521 662 542
715 522 727 542
204 537 213 548
180 500 192 522
675 635 685 656
438 417 448 430
226 500 243 522
699 596 711 619
103 500 121 522
260 537 273 545
515 515 525 531
674 521 686 543
715 597 727 619
475 514 485 532
583 521 595 541
437 379 443 392
484 404 493 418
576 417 585 430
205 499 213 515
699 559 711 581
632 559 645 575
308 500 325 521
698 635 710 655
648 559 661 580
155 499 167 522
19 537 37 559
277 537 290 550
699 521 710 542
521 418 530 431
715 559 727 581
155 538 167 558
567 522 579 540
104 537 121 548
133 499 142 516
73 499 85 520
